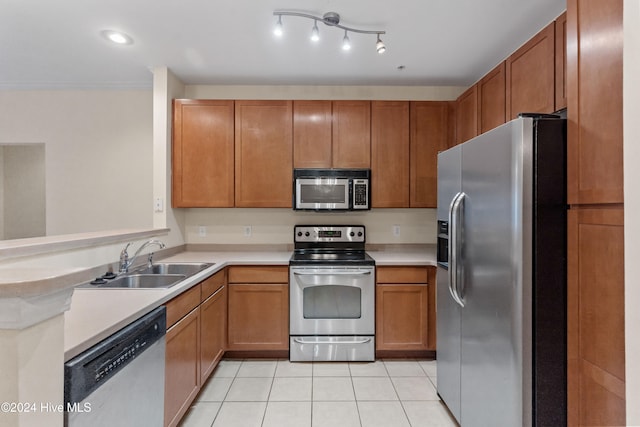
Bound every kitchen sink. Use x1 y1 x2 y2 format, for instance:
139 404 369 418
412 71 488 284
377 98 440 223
134 262 213 276
88 274 186 289
77 262 214 289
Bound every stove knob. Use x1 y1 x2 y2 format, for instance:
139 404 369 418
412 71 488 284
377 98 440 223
350 231 355 237
297 231 303 237
358 231 363 237
305 232 310 237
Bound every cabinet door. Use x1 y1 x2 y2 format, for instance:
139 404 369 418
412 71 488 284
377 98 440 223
332 101 371 168
410 102 452 207
165 308 200 427
235 100 293 207
506 22 555 119
567 207 625 426
376 284 429 351
555 12 567 110
227 283 289 350
371 101 409 207
455 85 478 145
200 285 226 382
293 100 332 168
567 0 623 204
172 100 234 207
478 62 506 134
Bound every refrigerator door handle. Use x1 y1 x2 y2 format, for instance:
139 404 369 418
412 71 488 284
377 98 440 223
448 192 465 307
452 192 465 306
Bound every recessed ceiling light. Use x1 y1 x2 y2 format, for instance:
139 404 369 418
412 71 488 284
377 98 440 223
100 30 134 45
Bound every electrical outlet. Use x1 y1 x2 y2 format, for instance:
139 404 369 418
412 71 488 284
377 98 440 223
243 225 252 237
393 224 401 237
198 226 206 237
154 197 164 213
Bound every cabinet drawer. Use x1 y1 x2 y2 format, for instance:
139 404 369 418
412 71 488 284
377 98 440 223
201 269 226 301
376 266 428 284
166 284 201 329
228 266 288 283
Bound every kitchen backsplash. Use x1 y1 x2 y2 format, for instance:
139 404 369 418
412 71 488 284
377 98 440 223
183 208 436 245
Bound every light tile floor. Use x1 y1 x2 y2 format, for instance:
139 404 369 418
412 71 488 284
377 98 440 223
178 359 458 427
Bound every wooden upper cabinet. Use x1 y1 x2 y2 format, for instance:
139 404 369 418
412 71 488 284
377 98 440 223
567 0 623 204
234 100 293 207
478 62 506 134
555 12 567 110
371 101 410 208
172 100 234 207
293 100 333 168
332 101 371 168
506 22 556 119
455 85 478 145
410 102 452 208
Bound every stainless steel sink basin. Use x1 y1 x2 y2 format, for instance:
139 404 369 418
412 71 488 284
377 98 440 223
90 274 186 289
134 262 213 276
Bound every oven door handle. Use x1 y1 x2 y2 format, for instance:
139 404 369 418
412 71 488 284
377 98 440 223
293 337 372 345
292 271 372 276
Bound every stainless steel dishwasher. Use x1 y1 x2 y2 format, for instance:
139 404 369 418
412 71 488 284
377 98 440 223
64 306 166 427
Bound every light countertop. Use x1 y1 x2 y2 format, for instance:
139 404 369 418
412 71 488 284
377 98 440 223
64 246 436 361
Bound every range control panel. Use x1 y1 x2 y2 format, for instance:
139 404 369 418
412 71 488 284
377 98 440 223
294 225 365 243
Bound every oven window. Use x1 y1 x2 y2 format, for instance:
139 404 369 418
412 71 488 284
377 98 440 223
303 285 361 319
300 184 346 204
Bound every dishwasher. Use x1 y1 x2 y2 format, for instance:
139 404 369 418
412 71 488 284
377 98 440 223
64 306 166 427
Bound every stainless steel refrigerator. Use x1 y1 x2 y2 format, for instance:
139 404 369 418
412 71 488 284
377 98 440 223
436 115 567 427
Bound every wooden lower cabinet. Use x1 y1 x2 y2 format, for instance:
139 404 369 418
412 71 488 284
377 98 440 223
200 284 227 382
568 207 625 426
227 266 289 351
164 270 228 427
165 307 200 427
375 266 436 354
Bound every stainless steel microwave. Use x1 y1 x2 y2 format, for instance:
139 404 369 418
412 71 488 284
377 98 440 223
293 169 370 211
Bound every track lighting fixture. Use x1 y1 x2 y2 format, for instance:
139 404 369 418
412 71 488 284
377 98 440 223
311 20 320 42
273 15 283 37
273 10 386 54
375 35 386 54
342 30 351 51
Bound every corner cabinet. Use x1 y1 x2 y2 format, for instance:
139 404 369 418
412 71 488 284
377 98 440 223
234 100 293 207
375 266 436 356
227 266 289 353
172 100 235 207
455 85 479 145
164 270 227 427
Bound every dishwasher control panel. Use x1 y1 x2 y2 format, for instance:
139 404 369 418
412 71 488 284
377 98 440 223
64 306 166 405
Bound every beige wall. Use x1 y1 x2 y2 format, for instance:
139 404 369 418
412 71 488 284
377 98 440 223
624 0 640 422
184 208 436 245
0 90 153 238
1 145 46 239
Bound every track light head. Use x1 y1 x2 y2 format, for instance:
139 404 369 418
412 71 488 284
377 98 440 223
342 30 351 51
274 15 283 37
376 35 386 54
311 20 320 42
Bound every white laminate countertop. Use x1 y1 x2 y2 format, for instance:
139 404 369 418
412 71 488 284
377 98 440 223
64 246 437 361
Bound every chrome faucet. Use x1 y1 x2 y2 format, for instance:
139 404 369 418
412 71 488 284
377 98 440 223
119 239 166 273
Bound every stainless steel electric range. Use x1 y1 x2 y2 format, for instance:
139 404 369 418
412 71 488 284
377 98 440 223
289 225 375 362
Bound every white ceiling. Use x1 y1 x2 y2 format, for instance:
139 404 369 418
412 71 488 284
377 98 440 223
0 0 566 89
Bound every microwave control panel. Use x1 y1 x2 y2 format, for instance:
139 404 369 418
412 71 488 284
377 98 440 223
352 179 369 209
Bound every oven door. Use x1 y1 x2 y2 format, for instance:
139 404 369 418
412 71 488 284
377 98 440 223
289 266 375 335
294 178 350 210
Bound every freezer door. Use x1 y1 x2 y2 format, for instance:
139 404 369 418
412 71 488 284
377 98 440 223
436 145 462 423
459 118 533 427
